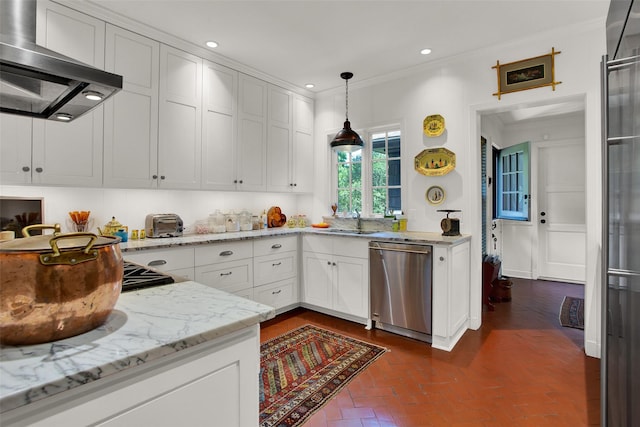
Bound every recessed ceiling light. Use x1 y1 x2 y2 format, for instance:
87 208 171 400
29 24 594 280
82 90 104 101
420 48 432 55
55 113 73 121
305 83 315 89
206 41 219 48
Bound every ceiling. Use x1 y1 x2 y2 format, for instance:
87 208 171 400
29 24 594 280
84 0 610 94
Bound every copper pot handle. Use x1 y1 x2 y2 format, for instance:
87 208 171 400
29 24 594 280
40 233 99 266
22 223 62 237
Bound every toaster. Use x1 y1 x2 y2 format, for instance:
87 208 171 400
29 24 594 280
145 214 184 238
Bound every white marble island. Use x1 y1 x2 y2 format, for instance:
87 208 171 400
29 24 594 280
0 282 275 426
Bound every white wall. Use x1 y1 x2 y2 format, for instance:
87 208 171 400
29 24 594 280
0 185 301 235
311 19 605 357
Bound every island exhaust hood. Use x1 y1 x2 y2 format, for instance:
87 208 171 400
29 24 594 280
0 0 122 122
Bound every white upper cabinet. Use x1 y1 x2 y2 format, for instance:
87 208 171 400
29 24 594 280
292 94 314 193
236 74 267 192
158 45 202 189
0 115 33 184
103 25 160 188
32 0 104 186
266 86 293 192
202 61 239 190
266 89 314 193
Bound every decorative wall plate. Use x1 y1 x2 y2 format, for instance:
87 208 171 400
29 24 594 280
426 186 446 205
414 147 456 176
423 114 445 137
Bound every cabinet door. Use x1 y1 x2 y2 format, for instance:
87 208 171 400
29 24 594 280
0 114 32 184
104 25 160 188
104 25 159 188
158 45 202 189
254 251 297 286
302 252 333 309
33 0 104 187
292 95 314 193
333 256 369 318
236 74 267 192
266 86 292 192
202 61 238 190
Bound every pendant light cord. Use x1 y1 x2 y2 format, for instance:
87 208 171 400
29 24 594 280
345 78 349 121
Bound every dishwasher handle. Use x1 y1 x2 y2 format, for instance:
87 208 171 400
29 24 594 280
369 241 432 254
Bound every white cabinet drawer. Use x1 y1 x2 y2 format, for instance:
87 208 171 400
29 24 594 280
194 241 252 266
254 251 297 286
195 259 253 294
253 278 296 310
124 247 194 271
253 236 297 257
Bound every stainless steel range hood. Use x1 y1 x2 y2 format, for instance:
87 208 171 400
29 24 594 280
0 0 122 122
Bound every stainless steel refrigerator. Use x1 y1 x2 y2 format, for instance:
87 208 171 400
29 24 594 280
602 0 640 425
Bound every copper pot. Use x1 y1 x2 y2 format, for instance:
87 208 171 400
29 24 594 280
0 224 123 345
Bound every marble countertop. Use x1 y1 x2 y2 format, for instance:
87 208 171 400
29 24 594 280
0 282 275 413
121 227 470 252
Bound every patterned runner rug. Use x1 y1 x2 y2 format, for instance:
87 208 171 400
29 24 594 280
259 324 386 427
559 296 584 329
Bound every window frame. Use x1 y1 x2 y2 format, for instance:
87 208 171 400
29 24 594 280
493 141 531 221
331 123 404 217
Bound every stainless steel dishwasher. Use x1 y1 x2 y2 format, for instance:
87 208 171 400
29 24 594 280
369 241 433 342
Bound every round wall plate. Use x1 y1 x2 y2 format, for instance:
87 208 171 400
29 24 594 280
426 185 446 205
423 114 445 137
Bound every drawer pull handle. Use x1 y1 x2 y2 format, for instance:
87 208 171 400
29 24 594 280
272 290 282 295
148 260 167 266
220 272 232 276
220 250 234 256
271 244 282 249
272 262 282 266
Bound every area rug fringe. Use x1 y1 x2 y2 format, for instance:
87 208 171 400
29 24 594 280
259 324 387 427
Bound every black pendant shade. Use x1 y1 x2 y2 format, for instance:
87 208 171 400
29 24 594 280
330 72 363 152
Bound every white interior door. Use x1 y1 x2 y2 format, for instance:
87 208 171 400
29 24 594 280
536 140 586 282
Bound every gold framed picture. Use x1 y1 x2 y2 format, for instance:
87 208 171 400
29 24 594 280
492 47 561 99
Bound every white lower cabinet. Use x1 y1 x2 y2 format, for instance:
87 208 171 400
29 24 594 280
252 236 298 311
3 326 260 427
302 235 369 321
194 241 254 297
123 247 195 281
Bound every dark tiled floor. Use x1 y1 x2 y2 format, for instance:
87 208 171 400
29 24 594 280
260 278 600 426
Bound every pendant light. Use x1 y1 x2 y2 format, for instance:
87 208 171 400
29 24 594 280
330 72 364 152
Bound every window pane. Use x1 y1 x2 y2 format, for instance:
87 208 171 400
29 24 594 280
352 190 362 212
337 163 350 188
352 149 363 162
372 137 386 159
388 159 401 185
372 188 386 214
338 190 350 212
389 136 400 158
352 162 362 185
389 188 401 211
372 160 386 186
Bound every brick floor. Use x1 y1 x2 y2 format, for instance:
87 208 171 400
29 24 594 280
260 278 600 426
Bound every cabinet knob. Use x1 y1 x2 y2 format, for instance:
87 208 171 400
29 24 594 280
160 175 166 180
272 262 282 266
22 166 30 172
152 175 158 179
220 250 234 256
239 180 243 184
148 260 167 266
220 272 232 276
233 179 238 183
271 244 282 249
272 289 282 295
332 262 336 266
439 256 445 262
327 261 331 265
293 183 297 187
35 167 43 173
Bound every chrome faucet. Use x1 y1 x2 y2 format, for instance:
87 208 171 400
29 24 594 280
355 209 362 231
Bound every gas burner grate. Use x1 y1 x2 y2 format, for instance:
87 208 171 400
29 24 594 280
122 261 175 292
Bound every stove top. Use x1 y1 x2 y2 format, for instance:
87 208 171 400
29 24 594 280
122 261 175 292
